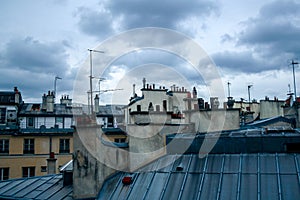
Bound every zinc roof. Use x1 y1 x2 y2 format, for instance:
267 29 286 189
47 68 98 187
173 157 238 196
98 153 300 200
0 174 72 200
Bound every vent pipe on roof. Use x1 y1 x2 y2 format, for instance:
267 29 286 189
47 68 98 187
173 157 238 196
94 94 99 113
132 84 136 97
143 78 146 89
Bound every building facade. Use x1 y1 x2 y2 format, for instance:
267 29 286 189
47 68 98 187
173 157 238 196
0 89 75 180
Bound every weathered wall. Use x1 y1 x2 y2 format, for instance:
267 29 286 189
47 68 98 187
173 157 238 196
190 109 240 132
260 100 284 119
127 123 194 171
73 125 128 199
233 101 260 119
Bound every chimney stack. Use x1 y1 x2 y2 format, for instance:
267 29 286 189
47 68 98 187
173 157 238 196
47 152 57 174
14 87 20 104
192 87 197 98
60 95 72 105
46 91 54 112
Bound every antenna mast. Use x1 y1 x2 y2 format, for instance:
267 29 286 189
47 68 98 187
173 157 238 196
227 81 231 97
290 59 299 101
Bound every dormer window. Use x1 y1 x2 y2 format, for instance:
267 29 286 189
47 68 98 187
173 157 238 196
27 117 34 128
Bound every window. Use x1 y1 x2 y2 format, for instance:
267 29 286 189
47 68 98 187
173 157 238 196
23 139 34 154
27 117 34 128
41 166 47 172
148 102 154 111
0 139 9 153
163 100 167 111
59 139 70 153
137 105 141 112
114 138 126 143
156 105 160 112
0 168 9 180
22 167 35 178
0 108 6 124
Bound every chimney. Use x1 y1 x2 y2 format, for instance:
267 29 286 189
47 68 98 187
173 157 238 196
47 152 57 174
42 94 47 110
210 97 220 110
192 87 197 98
94 94 99 113
14 87 20 104
60 95 72 105
46 91 54 112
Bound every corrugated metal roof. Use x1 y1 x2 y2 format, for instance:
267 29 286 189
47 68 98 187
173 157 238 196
98 153 300 200
0 174 72 200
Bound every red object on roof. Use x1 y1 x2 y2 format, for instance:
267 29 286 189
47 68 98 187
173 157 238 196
122 176 132 185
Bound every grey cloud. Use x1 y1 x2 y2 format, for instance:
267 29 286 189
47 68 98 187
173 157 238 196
215 0 300 73
0 37 74 102
212 51 271 73
76 0 219 38
4 37 70 75
237 0 300 58
77 7 114 38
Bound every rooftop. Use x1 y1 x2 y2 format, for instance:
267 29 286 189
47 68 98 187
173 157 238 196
98 153 300 200
0 174 72 200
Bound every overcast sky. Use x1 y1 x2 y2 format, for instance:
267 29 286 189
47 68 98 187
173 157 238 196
0 0 299 105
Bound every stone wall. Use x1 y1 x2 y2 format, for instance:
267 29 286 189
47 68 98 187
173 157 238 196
73 125 128 199
190 109 240 132
260 100 284 119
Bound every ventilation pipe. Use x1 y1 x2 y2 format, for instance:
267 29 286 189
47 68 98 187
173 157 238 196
132 84 136 97
94 94 99 113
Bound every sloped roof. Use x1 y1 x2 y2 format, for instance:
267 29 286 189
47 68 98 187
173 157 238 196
19 103 74 116
246 116 294 128
97 105 125 116
0 174 72 199
98 153 300 200
0 91 22 105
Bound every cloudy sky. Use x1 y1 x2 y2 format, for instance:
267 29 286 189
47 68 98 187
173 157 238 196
0 0 299 105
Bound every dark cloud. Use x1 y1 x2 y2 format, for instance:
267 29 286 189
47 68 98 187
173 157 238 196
4 37 70 75
212 51 268 73
76 0 219 38
216 0 300 73
0 37 74 102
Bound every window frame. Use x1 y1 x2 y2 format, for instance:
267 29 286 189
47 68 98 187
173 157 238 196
0 168 9 180
27 117 35 128
23 138 35 154
114 138 126 143
59 138 70 154
22 167 35 178
0 139 9 154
